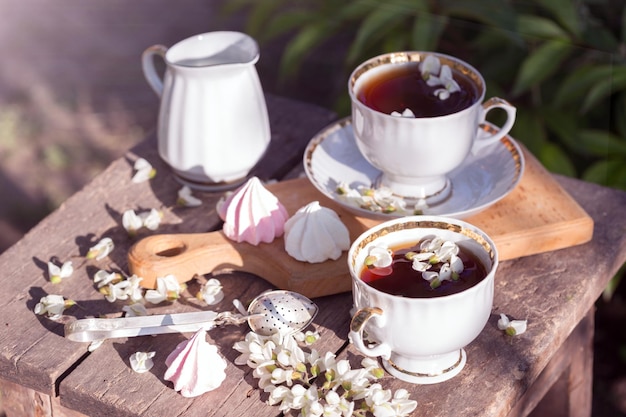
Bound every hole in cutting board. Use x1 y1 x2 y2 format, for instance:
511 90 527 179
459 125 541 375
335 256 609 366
154 240 187 257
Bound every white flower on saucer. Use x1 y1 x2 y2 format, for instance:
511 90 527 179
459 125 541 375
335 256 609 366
498 313 528 336
130 351 155 373
131 158 156 183
47 260 73 284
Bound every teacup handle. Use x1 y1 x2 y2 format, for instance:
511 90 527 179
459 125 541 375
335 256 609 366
349 307 391 360
473 97 517 154
141 45 168 97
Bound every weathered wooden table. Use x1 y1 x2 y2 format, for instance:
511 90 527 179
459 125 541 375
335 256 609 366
1 95 625 417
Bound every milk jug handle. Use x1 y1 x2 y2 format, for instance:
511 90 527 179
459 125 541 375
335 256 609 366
141 45 168 97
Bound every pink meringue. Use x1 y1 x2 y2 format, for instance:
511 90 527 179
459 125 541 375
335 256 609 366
164 329 227 397
217 176 289 245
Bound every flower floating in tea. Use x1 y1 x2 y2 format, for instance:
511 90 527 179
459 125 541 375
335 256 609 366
419 55 461 100
407 237 464 289
390 108 416 118
361 236 484 297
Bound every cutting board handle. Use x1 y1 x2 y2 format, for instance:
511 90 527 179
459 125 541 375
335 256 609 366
127 231 290 289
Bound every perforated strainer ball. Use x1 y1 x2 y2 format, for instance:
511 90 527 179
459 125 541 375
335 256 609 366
247 290 318 336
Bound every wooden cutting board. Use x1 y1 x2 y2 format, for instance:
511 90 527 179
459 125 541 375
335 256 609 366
128 145 593 298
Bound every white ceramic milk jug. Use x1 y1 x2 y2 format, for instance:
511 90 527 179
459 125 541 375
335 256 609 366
142 32 271 190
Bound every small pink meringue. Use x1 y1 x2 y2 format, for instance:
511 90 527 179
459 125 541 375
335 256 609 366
217 176 289 245
164 329 227 397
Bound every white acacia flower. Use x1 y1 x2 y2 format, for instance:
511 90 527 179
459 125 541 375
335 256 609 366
177 186 202 207
34 294 75 319
198 278 224 305
419 55 460 100
105 280 132 303
123 303 148 317
126 275 144 302
293 330 320 346
144 274 183 304
131 158 156 183
86 237 114 260
419 55 441 82
409 251 435 272
93 269 121 289
365 245 393 268
123 209 162 235
129 351 155 373
372 388 418 417
140 208 162 231
233 330 416 417
390 108 416 118
47 260 73 284
122 210 143 236
498 313 528 336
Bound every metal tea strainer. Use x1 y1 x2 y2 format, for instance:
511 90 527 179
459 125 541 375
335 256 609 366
64 290 318 342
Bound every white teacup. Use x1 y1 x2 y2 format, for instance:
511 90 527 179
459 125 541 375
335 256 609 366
348 215 498 384
349 52 516 202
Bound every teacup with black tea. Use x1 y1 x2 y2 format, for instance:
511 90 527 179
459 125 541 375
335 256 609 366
349 52 516 201
348 215 498 384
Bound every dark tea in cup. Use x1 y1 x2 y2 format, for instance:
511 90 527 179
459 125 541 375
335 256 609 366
356 62 480 118
360 240 487 298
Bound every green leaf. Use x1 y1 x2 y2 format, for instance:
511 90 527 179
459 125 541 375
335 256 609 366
410 12 448 51
346 5 409 65
527 0 581 37
552 65 615 108
577 129 626 158
614 92 626 138
510 109 548 156
517 14 570 41
538 142 576 177
245 0 283 37
511 40 573 97
581 67 626 113
279 22 334 80
441 0 517 33
583 159 626 190
261 11 323 41
541 109 586 154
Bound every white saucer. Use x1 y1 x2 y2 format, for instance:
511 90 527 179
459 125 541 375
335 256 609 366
303 117 524 220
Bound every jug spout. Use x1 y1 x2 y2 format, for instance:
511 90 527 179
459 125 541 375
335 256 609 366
168 32 259 68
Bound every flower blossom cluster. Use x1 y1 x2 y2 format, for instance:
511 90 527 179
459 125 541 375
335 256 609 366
233 331 417 417
365 236 464 289
419 55 461 100
336 183 427 215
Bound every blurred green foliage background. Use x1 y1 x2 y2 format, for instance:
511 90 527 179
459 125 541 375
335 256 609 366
227 0 626 191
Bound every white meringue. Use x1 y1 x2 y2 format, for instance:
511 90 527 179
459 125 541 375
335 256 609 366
284 201 350 263
164 329 227 397
217 176 289 245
